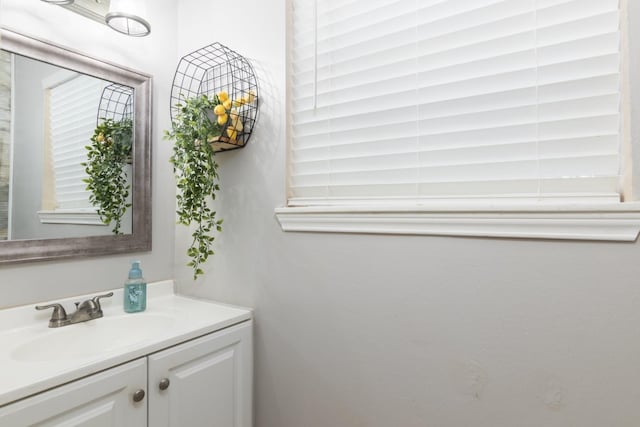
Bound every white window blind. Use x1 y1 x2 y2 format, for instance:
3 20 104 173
289 0 623 207
48 74 103 209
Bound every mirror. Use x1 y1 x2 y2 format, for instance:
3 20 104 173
0 28 151 262
3 52 134 239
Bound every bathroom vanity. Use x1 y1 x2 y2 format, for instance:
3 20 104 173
0 281 253 426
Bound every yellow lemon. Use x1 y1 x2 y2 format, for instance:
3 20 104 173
223 99 232 110
246 90 256 103
96 132 104 142
230 108 239 120
217 91 229 102
231 118 244 132
217 114 228 125
213 104 226 116
226 128 238 140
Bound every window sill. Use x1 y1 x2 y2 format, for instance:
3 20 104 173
38 209 106 226
274 203 640 241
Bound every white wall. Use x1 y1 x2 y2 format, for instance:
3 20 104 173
0 0 178 308
176 1 640 426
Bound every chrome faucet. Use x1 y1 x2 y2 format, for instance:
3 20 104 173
35 292 114 328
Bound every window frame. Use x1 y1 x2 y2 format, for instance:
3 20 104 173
276 0 640 241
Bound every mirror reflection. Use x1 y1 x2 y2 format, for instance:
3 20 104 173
0 50 134 241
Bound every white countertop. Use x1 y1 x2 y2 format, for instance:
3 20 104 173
0 280 252 407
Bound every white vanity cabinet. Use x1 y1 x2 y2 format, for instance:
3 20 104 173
0 320 252 427
0 358 147 427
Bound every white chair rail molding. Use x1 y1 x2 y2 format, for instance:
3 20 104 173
276 0 640 241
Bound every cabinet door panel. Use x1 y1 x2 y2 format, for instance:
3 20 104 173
0 358 147 427
148 321 253 427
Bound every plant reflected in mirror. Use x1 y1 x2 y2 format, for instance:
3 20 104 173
83 118 133 234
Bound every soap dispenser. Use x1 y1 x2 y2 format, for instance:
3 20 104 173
124 260 146 313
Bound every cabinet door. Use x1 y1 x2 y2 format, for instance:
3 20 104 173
148 321 253 427
0 358 147 427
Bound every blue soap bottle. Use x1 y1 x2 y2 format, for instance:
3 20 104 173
124 260 146 313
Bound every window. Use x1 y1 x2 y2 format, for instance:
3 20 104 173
277 0 640 240
39 71 105 225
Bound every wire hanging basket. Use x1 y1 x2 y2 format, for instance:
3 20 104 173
96 83 134 125
170 42 259 152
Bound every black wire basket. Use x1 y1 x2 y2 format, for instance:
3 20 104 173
170 42 259 152
97 83 134 125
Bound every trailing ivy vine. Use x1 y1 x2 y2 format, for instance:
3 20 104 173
165 94 224 279
83 118 132 234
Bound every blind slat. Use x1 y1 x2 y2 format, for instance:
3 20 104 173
49 75 103 207
289 0 623 205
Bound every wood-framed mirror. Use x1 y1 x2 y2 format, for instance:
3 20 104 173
0 28 151 262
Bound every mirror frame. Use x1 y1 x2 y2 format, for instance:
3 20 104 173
0 28 152 263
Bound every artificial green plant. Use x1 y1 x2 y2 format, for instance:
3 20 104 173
165 94 224 279
83 118 132 234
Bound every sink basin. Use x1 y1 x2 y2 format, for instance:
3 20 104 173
11 314 175 362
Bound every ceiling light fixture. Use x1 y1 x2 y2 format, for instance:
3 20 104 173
40 0 75 4
105 0 151 37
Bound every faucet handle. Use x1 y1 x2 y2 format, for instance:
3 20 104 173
92 292 114 311
35 303 69 328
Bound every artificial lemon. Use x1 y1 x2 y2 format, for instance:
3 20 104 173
231 118 244 132
243 91 257 104
213 104 226 116
217 91 229 102
226 128 238 140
